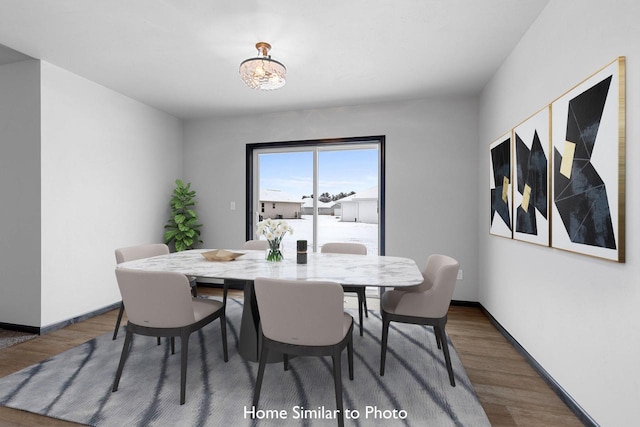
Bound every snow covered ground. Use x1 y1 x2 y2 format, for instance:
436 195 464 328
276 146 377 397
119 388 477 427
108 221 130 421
277 215 378 255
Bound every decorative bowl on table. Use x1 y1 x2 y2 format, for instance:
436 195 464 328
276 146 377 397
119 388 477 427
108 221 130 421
201 249 244 262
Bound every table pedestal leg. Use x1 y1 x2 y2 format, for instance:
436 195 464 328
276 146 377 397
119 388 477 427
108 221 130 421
237 280 285 363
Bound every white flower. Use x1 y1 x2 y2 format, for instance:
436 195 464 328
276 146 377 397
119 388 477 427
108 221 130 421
255 219 293 241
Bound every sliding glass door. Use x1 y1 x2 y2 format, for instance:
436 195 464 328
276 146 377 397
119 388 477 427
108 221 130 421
316 147 380 254
246 136 385 255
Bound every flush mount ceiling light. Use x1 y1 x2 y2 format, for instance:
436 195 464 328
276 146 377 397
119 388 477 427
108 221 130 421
239 42 286 90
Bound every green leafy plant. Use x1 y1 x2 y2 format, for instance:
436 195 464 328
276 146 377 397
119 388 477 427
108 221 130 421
164 179 203 252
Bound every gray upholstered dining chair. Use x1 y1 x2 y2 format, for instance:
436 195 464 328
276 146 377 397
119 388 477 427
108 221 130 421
113 244 169 339
243 239 269 250
321 242 368 336
112 268 228 405
113 243 197 340
252 277 354 427
379 254 460 386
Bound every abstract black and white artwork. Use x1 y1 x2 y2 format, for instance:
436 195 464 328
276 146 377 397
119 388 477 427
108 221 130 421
513 107 550 246
551 57 625 262
489 133 512 238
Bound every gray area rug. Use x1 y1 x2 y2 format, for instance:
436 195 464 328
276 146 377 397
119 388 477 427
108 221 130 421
0 329 36 350
0 298 489 426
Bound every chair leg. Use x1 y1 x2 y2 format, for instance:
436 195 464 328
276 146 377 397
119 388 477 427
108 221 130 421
434 326 442 349
112 302 125 340
179 332 190 404
332 352 345 427
363 289 368 318
157 337 161 346
356 289 364 336
171 337 175 355
220 313 228 362
347 334 354 380
283 354 289 371
435 325 455 387
112 329 133 392
253 345 269 410
380 313 390 376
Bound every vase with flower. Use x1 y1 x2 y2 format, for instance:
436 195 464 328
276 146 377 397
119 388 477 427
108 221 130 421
256 218 293 262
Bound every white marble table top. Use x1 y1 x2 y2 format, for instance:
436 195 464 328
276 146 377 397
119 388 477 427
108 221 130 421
117 249 424 288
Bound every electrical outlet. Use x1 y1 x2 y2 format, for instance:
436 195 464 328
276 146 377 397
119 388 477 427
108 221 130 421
230 201 236 210
457 269 463 280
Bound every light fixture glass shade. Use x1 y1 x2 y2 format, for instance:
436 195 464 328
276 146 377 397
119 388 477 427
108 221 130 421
239 42 286 90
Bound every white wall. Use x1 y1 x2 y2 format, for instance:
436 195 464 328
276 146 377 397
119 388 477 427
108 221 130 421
341 203 358 223
0 60 41 327
479 1 640 424
358 200 379 224
39 62 183 327
184 97 480 301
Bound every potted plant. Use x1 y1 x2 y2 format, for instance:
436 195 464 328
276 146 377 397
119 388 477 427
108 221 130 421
164 179 203 252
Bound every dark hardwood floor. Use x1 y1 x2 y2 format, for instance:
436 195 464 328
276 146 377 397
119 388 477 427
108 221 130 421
0 288 582 426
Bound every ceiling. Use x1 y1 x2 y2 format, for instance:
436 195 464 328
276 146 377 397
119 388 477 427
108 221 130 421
0 1 549 120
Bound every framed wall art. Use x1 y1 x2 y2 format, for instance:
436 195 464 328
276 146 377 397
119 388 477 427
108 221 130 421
550 57 625 262
513 107 550 246
489 132 513 238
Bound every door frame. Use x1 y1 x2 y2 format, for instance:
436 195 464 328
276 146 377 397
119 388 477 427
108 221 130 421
245 135 386 255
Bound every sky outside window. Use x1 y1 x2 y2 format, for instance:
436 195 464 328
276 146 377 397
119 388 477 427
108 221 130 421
259 149 378 199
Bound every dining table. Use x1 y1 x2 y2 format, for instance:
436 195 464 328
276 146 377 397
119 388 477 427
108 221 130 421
117 248 424 362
